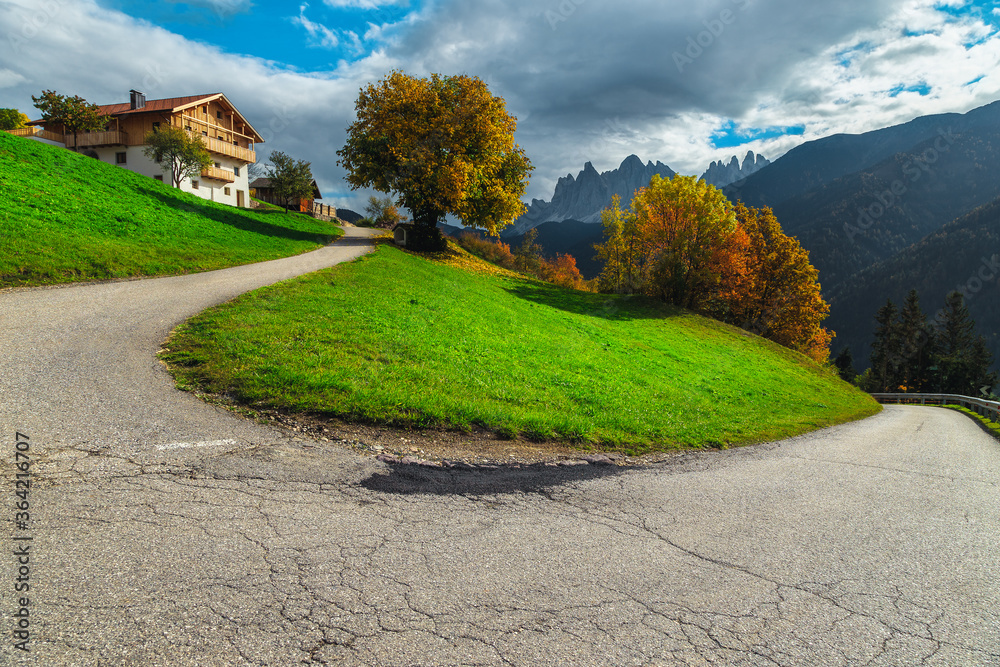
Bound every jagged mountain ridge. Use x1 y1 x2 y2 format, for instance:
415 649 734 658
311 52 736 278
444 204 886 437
502 151 771 237
502 155 675 236
700 151 770 188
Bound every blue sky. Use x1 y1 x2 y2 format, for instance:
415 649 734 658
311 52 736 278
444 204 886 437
94 0 415 67
1 0 999 209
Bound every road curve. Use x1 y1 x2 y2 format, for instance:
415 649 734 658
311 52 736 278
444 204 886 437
2 230 999 666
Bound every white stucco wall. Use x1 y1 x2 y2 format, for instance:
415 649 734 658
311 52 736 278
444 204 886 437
29 137 252 208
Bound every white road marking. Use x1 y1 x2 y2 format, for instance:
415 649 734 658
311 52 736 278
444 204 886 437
156 439 237 451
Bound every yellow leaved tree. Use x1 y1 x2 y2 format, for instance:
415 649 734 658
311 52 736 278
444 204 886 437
337 71 533 250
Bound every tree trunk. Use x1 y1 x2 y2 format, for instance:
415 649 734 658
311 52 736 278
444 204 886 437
409 208 447 251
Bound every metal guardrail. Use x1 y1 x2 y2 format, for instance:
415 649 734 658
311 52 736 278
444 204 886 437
872 393 1000 422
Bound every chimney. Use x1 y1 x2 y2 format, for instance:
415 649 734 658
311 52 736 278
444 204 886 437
129 89 146 110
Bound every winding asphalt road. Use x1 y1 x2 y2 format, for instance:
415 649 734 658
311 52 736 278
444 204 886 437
2 227 998 666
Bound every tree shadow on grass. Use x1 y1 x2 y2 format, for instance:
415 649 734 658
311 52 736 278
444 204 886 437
135 184 340 245
360 459 629 497
501 281 682 322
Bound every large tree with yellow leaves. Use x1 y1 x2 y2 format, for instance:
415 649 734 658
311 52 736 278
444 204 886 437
338 71 533 250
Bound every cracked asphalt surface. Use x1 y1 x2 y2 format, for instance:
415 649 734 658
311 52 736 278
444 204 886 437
2 226 999 666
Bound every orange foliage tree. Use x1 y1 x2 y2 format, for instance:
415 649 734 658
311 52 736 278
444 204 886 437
596 174 747 311
338 71 533 250
595 175 833 362
729 204 832 362
540 253 589 290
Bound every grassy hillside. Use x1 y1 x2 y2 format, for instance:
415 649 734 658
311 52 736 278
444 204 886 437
162 243 879 453
0 131 341 288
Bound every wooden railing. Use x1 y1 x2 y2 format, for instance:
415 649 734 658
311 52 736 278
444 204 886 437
201 165 235 182
871 393 1000 422
37 129 65 142
186 130 255 163
5 127 84 143
64 131 128 148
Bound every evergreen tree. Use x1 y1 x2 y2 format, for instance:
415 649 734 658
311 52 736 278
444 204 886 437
869 299 902 392
833 347 857 383
933 292 996 394
897 290 933 391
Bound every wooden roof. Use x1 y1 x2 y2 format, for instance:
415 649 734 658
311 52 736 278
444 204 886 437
30 93 264 143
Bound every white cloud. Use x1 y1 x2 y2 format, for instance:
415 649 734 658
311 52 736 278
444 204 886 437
291 3 339 49
0 68 27 89
0 0 998 211
164 0 253 17
323 0 409 8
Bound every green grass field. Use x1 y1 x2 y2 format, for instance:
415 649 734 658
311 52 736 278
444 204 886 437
162 244 880 453
0 131 342 288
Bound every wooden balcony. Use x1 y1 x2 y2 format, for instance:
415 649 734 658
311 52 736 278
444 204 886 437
3 127 65 142
65 130 128 148
186 130 255 163
201 165 236 182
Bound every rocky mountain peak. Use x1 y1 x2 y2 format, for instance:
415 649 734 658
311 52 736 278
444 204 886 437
701 151 770 188
502 156 676 236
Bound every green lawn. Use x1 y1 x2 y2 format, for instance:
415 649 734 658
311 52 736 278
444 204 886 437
162 244 880 453
0 131 342 288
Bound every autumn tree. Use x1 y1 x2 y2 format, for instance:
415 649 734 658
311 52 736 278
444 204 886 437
594 186 833 362
267 151 315 213
143 126 212 188
540 253 589 290
338 70 533 250
364 195 405 228
728 204 831 362
31 90 106 148
0 108 29 130
514 228 544 274
594 194 643 294
627 174 744 311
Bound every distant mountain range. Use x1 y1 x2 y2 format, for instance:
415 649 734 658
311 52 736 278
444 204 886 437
502 155 675 235
726 100 1000 368
701 151 770 188
502 151 770 237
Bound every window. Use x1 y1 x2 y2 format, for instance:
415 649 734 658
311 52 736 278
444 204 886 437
192 181 199 190
218 135 224 141
233 140 238 146
152 122 160 132
115 152 127 164
154 155 162 163
224 187 231 196
214 162 221 168
216 111 223 119
234 167 240 176
154 175 163 182
202 131 208 136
